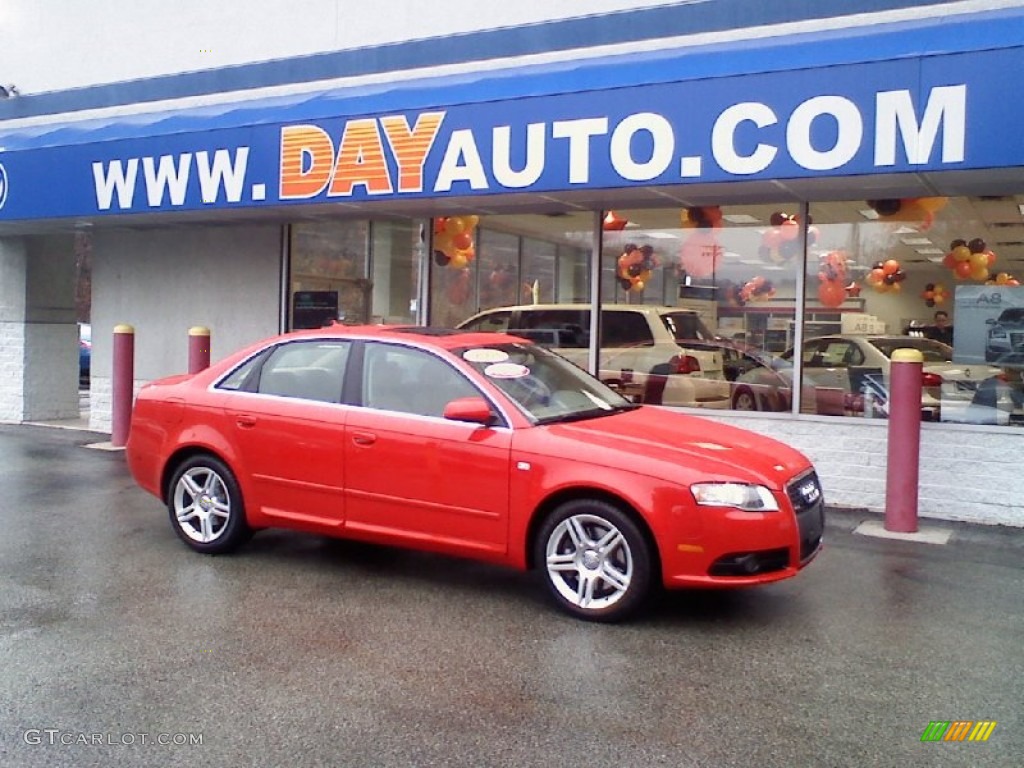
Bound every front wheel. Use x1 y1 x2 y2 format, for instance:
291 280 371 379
167 455 251 554
534 499 653 622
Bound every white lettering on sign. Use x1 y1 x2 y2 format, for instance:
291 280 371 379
552 117 609 184
875 85 966 165
493 123 546 188
434 129 488 191
610 112 675 181
711 102 779 175
787 96 862 171
92 149 250 211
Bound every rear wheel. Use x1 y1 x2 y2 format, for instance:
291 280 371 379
167 455 251 554
534 499 653 622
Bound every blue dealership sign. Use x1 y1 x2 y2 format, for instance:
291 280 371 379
0 46 1022 222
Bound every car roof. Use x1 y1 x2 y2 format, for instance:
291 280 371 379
270 323 532 351
469 303 698 315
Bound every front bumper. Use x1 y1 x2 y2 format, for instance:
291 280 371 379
663 470 824 588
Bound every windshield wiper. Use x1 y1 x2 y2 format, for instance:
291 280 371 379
535 402 639 425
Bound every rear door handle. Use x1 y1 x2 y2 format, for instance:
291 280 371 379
352 430 377 446
236 415 257 429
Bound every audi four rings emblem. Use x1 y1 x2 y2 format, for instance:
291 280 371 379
0 162 8 210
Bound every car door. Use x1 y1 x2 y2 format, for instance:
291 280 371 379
801 338 856 414
220 339 351 529
344 341 513 556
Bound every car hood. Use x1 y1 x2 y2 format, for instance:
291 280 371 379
528 407 811 489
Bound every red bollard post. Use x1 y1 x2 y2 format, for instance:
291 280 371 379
188 326 211 374
885 348 923 532
111 324 135 448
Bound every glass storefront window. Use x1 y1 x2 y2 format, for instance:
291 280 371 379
804 196 1024 427
598 206 801 410
429 212 594 328
290 218 424 329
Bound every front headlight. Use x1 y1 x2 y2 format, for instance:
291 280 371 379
690 482 779 512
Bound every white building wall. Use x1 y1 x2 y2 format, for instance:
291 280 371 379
89 224 283 431
0 238 27 422
704 412 1024 527
0 236 79 422
24 235 79 421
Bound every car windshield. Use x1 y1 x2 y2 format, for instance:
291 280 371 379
868 337 952 362
454 342 636 424
660 312 715 342
998 308 1024 322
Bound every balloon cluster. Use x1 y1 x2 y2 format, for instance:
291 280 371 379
866 259 907 293
759 212 818 264
866 197 947 230
617 244 659 292
679 206 723 278
940 238 997 282
817 251 849 308
987 271 1021 287
920 283 950 308
739 276 776 304
433 215 479 269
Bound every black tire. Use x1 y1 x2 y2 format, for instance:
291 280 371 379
732 386 759 411
166 455 251 554
534 499 653 622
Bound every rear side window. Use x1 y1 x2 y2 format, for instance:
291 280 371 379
601 311 653 348
513 309 589 349
462 311 513 332
661 312 714 341
220 340 351 403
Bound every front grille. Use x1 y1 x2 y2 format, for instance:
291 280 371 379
787 470 825 562
787 470 822 513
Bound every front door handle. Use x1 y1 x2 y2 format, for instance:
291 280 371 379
236 415 257 429
352 430 377 446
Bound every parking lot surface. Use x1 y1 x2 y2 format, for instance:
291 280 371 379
0 424 1021 767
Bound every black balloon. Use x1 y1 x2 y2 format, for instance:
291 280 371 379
968 238 987 254
871 199 902 216
433 250 451 266
770 211 787 226
950 238 967 250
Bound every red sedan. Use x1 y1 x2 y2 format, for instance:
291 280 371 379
126 325 824 622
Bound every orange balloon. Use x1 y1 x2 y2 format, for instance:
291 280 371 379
954 260 972 279
453 232 473 251
817 280 846 308
882 259 900 275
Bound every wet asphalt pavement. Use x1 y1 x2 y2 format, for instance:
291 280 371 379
0 424 1021 768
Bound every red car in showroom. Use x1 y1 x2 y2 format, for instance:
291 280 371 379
126 325 824 622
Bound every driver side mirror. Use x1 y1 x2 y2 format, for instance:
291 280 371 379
443 397 496 425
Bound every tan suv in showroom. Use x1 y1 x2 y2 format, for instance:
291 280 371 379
457 304 730 409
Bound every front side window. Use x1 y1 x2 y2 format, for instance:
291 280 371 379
362 343 479 417
256 341 350 403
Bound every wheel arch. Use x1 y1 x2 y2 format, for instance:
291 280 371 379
524 486 662 577
160 444 235 504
